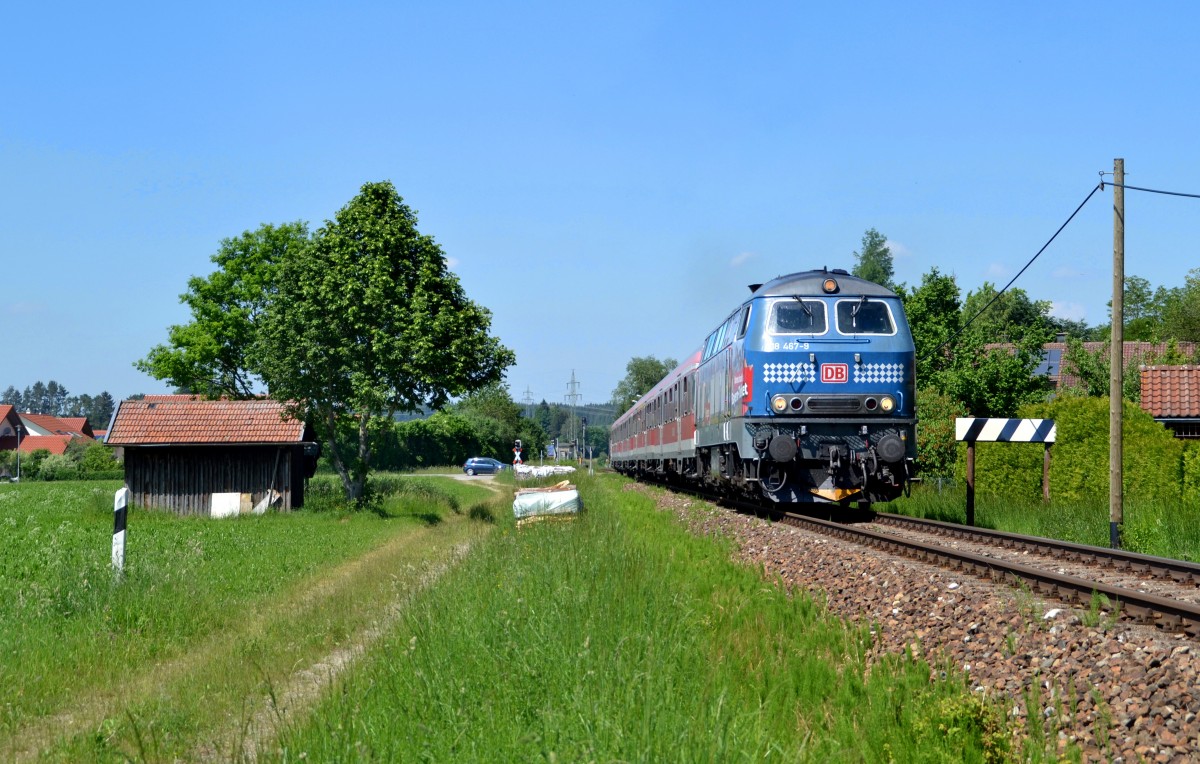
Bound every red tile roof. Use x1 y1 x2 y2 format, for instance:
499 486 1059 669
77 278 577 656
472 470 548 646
21 413 94 438
105 398 308 446
15 435 75 455
1140 366 1200 419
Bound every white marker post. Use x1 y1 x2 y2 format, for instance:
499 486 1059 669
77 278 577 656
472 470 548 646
113 487 129 577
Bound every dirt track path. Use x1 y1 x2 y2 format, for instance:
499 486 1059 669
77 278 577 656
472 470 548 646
7 516 486 763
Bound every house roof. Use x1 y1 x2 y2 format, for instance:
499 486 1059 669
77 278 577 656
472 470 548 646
1140 365 1200 419
986 341 1200 390
105 398 309 446
20 413 94 438
18 435 74 455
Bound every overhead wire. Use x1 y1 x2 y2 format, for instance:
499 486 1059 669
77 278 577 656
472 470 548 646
924 182 1104 361
1101 181 1200 200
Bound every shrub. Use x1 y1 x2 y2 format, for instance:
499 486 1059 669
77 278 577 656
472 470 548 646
916 387 965 478
957 395 1184 504
37 454 78 481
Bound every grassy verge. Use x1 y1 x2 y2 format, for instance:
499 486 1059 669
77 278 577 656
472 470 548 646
270 473 1010 763
0 477 497 762
891 484 1200 560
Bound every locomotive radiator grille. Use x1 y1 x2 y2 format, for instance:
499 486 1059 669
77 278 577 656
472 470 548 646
805 397 861 413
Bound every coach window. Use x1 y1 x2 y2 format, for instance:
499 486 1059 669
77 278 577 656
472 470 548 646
835 298 895 335
772 299 827 334
737 305 751 338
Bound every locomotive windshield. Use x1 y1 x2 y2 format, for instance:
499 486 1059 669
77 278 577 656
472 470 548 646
772 299 827 334
835 298 895 334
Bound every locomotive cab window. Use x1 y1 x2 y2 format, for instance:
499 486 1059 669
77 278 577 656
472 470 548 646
835 298 895 335
771 299 827 334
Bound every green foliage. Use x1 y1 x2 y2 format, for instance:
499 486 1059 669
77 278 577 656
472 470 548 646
77 441 119 474
903 267 961 385
936 332 1052 417
137 222 310 399
1184 443 1200 505
37 453 78 481
957 396 1184 505
1161 267 1200 342
610 355 677 417
255 182 515 503
1061 337 1194 401
851 227 896 290
916 387 966 477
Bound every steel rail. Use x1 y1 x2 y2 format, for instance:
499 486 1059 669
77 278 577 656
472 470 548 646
768 510 1200 636
872 512 1200 586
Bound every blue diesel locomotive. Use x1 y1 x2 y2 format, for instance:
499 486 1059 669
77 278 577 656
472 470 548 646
610 268 917 507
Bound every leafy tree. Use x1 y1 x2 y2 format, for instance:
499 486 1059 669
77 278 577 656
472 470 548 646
1060 337 1195 402
902 268 961 387
935 331 1052 417
1162 268 1200 342
851 228 895 291
1117 275 1162 341
256 181 515 502
137 222 310 399
611 356 678 417
959 283 1052 343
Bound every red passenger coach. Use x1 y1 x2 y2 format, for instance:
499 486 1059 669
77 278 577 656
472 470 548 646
610 350 702 479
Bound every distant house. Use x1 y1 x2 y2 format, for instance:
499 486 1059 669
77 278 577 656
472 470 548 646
0 406 96 456
985 340 1200 391
1140 366 1200 439
105 397 320 515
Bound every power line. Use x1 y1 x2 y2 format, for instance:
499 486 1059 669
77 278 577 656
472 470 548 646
925 183 1104 361
1101 181 1200 200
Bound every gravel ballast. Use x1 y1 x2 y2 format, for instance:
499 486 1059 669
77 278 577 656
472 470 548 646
636 485 1200 763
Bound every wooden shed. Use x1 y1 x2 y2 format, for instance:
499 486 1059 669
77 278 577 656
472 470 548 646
105 396 319 515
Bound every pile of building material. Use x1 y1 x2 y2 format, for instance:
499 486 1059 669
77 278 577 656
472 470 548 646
513 480 582 526
514 464 577 479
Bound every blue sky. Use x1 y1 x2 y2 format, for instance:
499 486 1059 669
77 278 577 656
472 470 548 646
3 2 1198 408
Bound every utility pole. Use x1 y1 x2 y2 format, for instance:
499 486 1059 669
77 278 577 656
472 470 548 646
1110 158 1124 549
565 370 581 459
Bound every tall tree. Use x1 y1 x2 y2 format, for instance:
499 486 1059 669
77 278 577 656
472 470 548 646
137 222 310 399
256 181 515 502
902 267 961 387
1162 268 1200 342
851 228 895 291
611 356 678 417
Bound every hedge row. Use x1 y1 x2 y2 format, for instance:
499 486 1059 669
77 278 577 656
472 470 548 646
953 395 1200 506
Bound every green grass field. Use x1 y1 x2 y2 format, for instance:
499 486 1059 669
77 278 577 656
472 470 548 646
0 477 498 762
2 472 1050 762
269 473 1014 763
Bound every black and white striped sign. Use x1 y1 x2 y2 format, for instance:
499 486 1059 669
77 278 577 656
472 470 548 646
955 418 1056 443
113 487 129 574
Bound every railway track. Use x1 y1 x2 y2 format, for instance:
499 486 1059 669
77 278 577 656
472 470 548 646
754 506 1200 636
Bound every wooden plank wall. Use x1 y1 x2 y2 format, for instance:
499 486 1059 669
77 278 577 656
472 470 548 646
124 445 298 515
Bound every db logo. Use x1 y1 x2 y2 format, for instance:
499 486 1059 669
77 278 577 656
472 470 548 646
821 363 849 383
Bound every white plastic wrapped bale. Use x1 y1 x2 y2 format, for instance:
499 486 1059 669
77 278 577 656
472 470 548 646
513 481 582 525
514 464 577 479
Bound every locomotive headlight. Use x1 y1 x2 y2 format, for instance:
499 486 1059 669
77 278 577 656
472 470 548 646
771 395 788 413
880 396 895 413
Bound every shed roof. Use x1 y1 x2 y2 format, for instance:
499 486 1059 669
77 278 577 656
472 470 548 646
1140 365 1200 419
105 398 309 446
